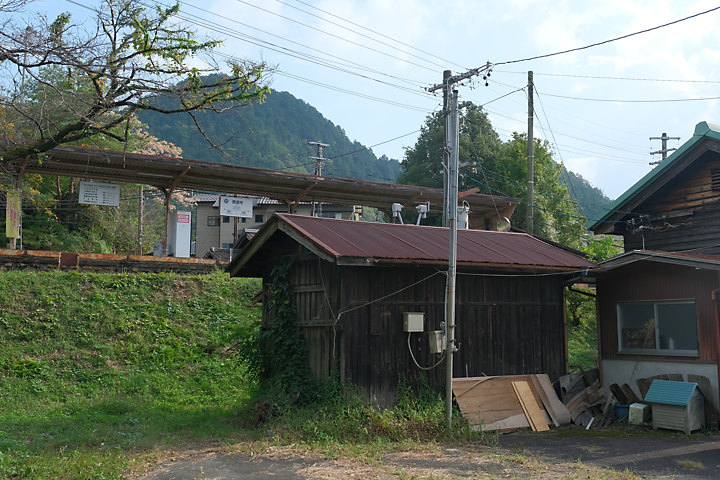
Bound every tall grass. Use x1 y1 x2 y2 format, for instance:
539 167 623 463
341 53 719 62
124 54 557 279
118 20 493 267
0 270 261 479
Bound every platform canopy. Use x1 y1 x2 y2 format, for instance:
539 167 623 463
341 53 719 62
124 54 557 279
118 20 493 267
9 144 518 229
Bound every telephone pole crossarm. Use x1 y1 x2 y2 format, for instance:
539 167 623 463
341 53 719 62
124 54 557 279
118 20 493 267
427 62 493 93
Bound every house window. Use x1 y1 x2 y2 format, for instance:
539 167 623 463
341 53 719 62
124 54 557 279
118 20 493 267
617 300 698 356
255 214 264 223
207 216 220 227
222 216 230 223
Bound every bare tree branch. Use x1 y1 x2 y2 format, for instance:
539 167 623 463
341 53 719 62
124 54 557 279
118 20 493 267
0 0 270 173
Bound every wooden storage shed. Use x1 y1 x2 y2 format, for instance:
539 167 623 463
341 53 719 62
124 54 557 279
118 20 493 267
644 379 705 433
227 214 595 406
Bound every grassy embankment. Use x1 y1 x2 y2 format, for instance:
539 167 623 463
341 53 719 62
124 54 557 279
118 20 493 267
0 271 264 478
0 270 465 479
0 270 599 479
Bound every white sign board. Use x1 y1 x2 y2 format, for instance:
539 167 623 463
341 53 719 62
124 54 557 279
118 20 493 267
219 196 253 218
79 181 120 207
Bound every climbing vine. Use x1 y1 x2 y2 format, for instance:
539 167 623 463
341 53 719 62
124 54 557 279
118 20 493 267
245 259 318 405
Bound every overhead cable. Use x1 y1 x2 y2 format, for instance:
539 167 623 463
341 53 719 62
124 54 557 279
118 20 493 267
493 6 720 66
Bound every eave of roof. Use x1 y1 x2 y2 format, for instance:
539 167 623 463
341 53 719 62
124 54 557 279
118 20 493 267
227 214 595 276
590 121 720 234
595 249 720 273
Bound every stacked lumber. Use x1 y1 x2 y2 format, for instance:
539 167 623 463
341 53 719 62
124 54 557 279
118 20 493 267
452 374 570 433
558 369 636 428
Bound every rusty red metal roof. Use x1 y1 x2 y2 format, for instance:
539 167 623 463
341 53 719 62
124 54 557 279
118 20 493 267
228 214 595 275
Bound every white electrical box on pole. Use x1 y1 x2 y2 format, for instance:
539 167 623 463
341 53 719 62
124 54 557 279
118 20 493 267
308 141 329 216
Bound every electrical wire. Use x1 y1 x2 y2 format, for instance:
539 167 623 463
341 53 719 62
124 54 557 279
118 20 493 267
496 70 720 84
169 0 432 89
407 332 445 371
272 0 449 71
290 0 469 71
493 6 720 66
537 92 720 103
232 0 440 73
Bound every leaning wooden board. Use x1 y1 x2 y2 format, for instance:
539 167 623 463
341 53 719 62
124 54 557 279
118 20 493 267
512 380 550 432
452 375 570 432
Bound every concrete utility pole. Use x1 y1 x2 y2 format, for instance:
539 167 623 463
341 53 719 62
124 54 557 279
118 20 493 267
526 71 535 235
309 141 329 216
428 62 492 429
137 185 144 255
649 132 680 165
442 69 452 228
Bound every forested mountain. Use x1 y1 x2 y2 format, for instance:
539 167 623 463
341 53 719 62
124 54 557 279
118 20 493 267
138 88 401 183
560 167 614 225
139 82 610 223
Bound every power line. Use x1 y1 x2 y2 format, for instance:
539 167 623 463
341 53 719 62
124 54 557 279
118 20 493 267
272 68 434 112
494 6 720 66
290 0 468 72
232 0 440 73
172 0 430 89
152 4 435 99
272 0 450 71
538 92 720 103
328 129 423 160
496 70 720 84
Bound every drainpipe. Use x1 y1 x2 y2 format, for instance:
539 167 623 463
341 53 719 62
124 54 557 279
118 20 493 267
712 288 720 411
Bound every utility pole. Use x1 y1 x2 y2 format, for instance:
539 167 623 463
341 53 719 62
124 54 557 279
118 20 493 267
428 62 492 429
137 185 144 255
309 141 329 216
445 86 460 428
526 71 535 235
442 69 452 227
649 132 680 165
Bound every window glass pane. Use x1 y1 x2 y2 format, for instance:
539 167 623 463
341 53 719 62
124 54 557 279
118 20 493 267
656 302 698 351
617 301 698 355
618 303 655 350
255 214 264 223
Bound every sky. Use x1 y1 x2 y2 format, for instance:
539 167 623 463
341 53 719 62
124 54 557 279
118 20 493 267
29 0 720 212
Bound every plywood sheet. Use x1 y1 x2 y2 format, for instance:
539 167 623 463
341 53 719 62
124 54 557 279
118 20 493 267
512 381 549 432
453 375 565 432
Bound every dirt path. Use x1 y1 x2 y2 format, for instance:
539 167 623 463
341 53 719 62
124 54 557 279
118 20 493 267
133 428 720 479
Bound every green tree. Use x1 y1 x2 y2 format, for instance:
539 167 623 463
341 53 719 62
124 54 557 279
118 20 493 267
397 105 502 189
398 104 586 247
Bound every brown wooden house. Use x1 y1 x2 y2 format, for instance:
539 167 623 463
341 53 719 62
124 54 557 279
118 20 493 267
591 122 720 411
227 213 595 406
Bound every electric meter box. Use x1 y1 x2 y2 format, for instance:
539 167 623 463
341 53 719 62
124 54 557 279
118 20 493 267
403 312 424 332
428 330 445 354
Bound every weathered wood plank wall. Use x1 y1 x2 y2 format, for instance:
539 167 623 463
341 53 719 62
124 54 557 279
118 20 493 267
623 150 720 253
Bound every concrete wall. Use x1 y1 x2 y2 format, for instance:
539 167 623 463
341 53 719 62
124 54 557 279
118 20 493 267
602 358 719 411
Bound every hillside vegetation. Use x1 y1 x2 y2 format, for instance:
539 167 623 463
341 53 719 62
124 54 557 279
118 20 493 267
0 271 261 478
138 88 402 183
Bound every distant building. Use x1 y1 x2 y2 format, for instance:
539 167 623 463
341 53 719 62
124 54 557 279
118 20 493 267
193 193 359 258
